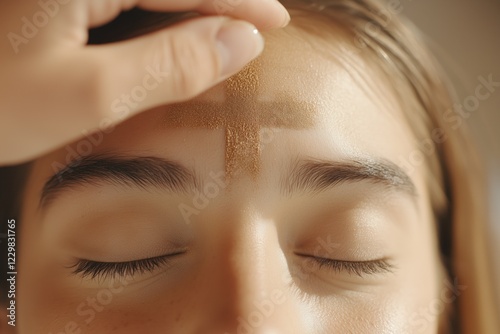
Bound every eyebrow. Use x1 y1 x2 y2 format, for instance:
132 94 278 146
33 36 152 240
40 155 199 209
282 158 417 197
40 156 416 209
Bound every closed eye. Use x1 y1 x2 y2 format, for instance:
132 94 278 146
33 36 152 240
296 253 396 277
69 251 186 280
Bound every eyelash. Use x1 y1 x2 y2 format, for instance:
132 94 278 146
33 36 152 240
300 255 395 277
71 254 394 281
70 254 180 280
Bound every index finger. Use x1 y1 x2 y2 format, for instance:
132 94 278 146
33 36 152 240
135 0 290 30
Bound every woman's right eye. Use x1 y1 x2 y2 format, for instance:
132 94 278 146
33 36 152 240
69 251 186 280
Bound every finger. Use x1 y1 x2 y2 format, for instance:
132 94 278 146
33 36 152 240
86 0 290 30
86 16 263 120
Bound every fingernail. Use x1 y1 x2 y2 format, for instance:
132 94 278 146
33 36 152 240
216 21 264 77
284 10 291 26
280 4 291 26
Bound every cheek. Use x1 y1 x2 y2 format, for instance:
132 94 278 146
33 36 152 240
307 284 440 333
17 217 82 333
18 270 197 333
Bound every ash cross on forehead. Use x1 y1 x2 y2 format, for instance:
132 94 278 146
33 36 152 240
164 60 316 180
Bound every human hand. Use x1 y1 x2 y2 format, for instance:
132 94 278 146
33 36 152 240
0 0 289 165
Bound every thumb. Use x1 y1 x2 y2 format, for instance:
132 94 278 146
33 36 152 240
88 16 264 119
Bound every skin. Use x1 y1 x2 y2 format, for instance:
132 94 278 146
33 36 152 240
9 24 443 334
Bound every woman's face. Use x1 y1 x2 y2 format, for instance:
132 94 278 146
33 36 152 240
17 25 443 333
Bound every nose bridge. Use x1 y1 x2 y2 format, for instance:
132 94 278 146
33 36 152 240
199 212 302 333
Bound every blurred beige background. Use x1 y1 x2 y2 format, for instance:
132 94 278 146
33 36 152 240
401 0 500 300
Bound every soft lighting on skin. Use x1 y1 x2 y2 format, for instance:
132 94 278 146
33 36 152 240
15 21 441 333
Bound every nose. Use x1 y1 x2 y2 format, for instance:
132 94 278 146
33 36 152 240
192 219 306 334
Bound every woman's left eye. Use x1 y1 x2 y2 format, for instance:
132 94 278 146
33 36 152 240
296 254 396 277
70 252 185 280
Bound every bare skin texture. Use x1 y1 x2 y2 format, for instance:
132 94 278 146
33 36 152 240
11 25 443 333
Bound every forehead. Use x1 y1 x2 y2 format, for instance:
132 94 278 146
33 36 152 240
37 24 416 189
162 55 317 180
156 26 410 179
